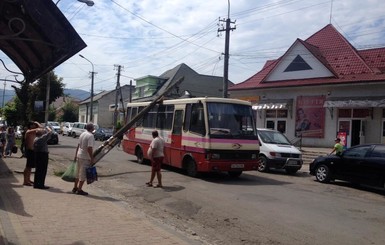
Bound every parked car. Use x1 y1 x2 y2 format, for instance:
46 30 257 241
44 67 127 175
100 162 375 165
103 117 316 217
71 122 99 138
257 128 303 174
309 144 385 189
71 122 86 138
47 121 61 134
62 122 74 136
47 131 59 145
94 128 113 141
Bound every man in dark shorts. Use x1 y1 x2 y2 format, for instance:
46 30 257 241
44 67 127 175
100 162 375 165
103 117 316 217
23 121 40 186
146 130 165 188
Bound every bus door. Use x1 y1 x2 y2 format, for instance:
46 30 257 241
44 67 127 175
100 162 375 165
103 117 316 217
169 110 183 166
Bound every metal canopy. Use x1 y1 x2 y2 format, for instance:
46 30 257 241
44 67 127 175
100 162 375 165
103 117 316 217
323 97 385 108
0 0 87 82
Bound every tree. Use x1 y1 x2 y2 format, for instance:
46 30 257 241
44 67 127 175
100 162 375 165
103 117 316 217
59 101 79 122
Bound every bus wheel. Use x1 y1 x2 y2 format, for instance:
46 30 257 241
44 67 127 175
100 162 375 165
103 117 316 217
228 171 242 178
186 159 198 177
136 148 145 164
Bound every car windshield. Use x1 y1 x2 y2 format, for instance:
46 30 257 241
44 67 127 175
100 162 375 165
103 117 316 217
258 130 292 145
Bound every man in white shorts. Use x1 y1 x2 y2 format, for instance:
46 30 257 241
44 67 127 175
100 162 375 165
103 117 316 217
73 123 95 195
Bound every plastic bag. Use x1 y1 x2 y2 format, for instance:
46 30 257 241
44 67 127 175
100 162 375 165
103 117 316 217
61 161 77 182
12 145 18 154
86 166 98 184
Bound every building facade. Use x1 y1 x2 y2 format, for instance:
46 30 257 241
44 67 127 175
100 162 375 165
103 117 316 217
78 84 133 128
230 24 385 148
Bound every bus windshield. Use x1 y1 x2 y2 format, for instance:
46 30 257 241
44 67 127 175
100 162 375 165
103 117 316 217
207 102 256 139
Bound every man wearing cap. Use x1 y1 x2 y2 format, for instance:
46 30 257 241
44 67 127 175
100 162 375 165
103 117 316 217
330 138 344 156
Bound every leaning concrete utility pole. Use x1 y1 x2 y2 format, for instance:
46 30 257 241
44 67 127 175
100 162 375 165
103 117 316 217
218 0 236 98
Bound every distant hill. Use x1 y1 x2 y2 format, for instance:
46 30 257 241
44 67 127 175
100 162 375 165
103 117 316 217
0 88 90 105
63 89 90 101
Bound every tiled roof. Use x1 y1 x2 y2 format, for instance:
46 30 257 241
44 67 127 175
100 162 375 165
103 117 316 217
230 24 385 91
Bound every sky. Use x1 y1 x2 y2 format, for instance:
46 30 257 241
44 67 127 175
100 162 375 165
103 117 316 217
1 0 385 98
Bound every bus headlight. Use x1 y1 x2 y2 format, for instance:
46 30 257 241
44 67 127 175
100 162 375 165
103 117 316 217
251 153 257 159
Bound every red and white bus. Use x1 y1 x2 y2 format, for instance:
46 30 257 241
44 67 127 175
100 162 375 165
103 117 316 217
122 97 259 177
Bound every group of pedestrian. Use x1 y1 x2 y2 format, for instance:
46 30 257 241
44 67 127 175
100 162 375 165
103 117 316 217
22 121 53 189
0 126 16 158
20 120 165 194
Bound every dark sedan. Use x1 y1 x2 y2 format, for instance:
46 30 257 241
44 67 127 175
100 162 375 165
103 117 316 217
309 144 385 189
47 131 59 145
94 128 113 141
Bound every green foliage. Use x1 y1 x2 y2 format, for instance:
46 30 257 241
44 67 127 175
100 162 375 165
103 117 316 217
59 101 79 122
3 100 18 126
10 70 64 124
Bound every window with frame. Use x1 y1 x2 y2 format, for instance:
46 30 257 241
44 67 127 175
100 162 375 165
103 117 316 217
188 103 206 135
156 105 174 130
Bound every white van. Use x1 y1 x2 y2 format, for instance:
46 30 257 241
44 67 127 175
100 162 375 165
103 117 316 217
257 128 303 174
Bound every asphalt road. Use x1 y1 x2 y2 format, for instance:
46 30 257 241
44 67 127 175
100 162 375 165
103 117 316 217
50 135 385 245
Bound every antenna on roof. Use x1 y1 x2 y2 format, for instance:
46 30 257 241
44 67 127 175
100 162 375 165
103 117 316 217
329 0 334 24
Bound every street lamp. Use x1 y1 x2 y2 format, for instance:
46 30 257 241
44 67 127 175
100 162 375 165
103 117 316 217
2 75 18 108
79 54 95 122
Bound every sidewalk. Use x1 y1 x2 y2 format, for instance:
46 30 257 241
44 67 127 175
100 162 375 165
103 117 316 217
0 155 200 245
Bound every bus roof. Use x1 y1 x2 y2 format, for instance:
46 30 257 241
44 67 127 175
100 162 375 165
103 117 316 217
126 97 252 107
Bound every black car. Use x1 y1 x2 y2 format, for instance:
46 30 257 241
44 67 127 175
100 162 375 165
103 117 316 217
47 131 59 145
94 128 113 141
309 144 385 189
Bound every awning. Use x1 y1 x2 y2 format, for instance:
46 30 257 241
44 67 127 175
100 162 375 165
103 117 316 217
252 99 293 110
323 97 385 108
0 0 87 82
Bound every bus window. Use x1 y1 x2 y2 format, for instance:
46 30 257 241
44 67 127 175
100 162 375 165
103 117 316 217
172 110 183 135
184 104 192 132
126 107 132 122
156 105 174 129
189 103 206 135
143 105 158 128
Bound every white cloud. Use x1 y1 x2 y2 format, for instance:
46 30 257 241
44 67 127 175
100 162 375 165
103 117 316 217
1 0 385 93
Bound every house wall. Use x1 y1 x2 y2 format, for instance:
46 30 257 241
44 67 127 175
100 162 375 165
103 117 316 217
230 82 385 147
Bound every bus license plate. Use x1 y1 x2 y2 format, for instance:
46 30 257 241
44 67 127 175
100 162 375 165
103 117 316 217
231 164 244 168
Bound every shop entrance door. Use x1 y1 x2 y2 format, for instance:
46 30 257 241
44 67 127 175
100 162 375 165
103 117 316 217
351 120 361 146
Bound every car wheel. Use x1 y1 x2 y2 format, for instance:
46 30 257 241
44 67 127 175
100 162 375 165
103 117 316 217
186 159 198 177
228 171 242 178
258 156 270 172
315 164 331 183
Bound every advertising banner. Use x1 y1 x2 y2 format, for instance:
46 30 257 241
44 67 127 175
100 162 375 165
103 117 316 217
295 95 325 138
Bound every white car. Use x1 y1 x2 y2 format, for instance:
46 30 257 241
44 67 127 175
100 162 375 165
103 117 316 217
257 128 303 174
47 121 61 134
62 122 74 136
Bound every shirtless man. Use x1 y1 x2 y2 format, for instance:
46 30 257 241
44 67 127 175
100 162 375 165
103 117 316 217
23 121 40 186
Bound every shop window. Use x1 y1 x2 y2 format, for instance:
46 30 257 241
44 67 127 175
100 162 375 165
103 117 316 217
266 120 275 129
266 110 276 118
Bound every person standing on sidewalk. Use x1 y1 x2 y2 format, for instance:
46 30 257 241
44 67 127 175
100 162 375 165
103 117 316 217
73 123 95 195
330 138 344 156
33 126 52 189
0 126 6 158
23 121 40 186
146 130 165 188
4 127 15 157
